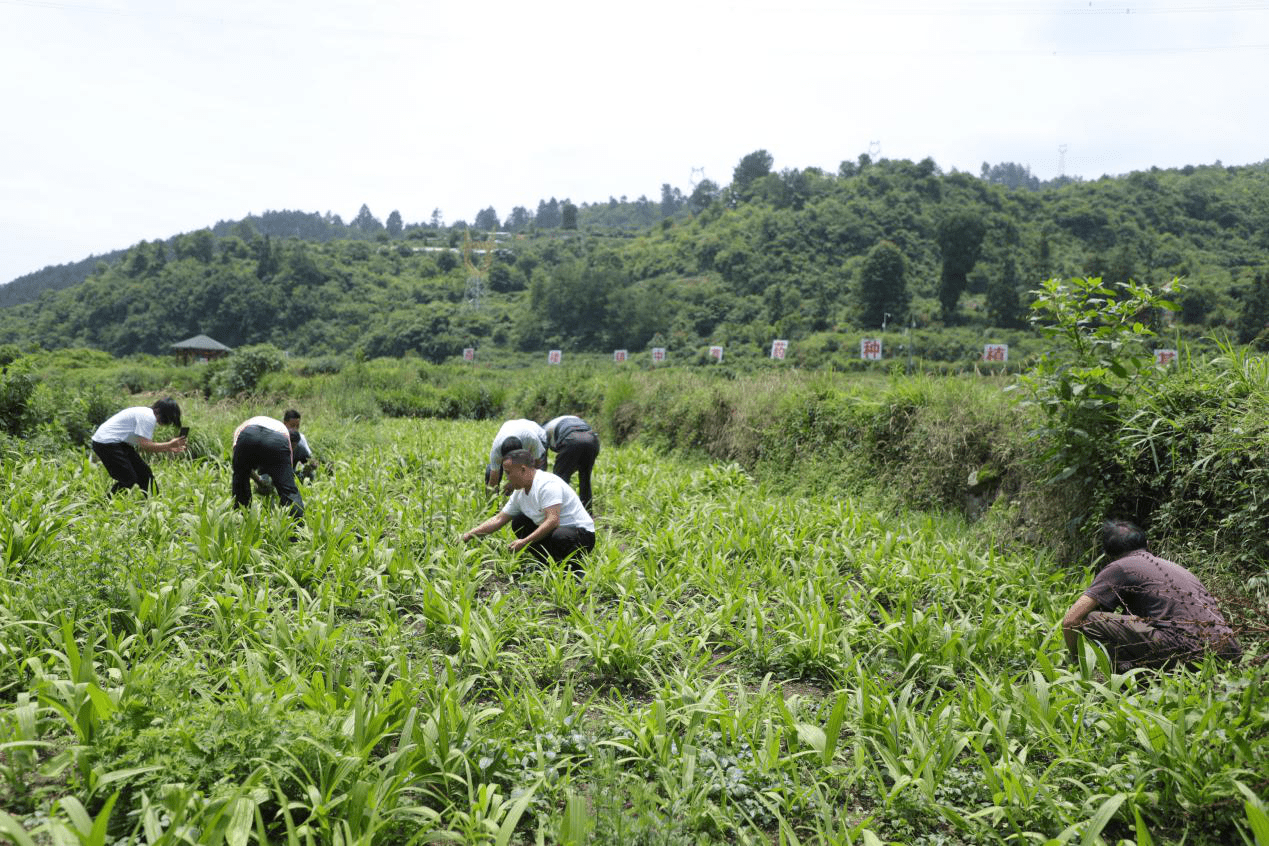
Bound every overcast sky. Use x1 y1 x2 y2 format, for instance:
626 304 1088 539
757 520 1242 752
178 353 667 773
2 0 1267 285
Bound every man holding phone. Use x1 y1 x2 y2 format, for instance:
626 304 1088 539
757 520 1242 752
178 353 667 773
90 398 186 494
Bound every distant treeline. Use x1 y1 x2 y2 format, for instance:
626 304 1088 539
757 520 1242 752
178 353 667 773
2 152 1267 359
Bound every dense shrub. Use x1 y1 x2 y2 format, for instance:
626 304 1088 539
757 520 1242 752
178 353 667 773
203 344 286 398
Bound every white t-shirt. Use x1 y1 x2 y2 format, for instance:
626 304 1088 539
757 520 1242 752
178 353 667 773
92 407 157 445
501 470 595 533
233 416 290 446
487 419 548 471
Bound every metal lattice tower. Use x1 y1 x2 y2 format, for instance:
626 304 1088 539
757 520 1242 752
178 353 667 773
463 230 495 309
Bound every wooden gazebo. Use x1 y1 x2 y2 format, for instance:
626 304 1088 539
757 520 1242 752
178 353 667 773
171 334 232 364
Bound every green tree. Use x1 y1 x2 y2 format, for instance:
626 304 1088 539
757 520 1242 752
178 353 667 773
386 210 403 237
474 207 500 232
506 206 532 231
659 184 683 218
689 179 720 213
857 241 908 329
732 149 774 202
1236 271 1269 345
174 230 215 263
561 201 579 231
936 211 986 322
536 198 562 229
985 256 1023 328
255 235 279 280
353 204 383 234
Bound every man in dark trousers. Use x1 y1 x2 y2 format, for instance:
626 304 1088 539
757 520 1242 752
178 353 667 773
90 398 186 494
543 414 600 512
231 415 304 519
461 449 595 565
1061 520 1242 672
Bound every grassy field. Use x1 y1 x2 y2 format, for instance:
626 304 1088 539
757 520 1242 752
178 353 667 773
0 410 1265 845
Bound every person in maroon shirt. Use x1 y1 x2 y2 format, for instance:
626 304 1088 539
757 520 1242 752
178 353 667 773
1061 520 1242 672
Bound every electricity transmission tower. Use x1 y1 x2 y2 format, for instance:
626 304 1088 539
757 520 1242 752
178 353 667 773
463 230 496 309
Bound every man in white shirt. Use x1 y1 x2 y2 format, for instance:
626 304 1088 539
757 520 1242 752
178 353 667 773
232 415 304 518
483 419 548 493
462 449 595 565
90 398 185 494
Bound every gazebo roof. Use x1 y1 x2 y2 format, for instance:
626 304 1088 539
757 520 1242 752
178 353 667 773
171 334 232 352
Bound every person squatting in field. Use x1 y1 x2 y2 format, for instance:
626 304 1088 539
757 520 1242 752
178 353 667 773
231 415 304 519
90 398 186 494
1061 519 1242 672
543 414 600 513
484 418 548 493
282 408 317 480
462 449 595 565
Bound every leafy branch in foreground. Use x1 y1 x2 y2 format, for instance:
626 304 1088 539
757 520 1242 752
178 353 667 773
1016 276 1181 494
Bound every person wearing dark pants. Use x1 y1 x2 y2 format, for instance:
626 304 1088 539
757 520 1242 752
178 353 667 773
543 415 600 512
1061 519 1241 672
231 416 304 519
461 449 595 567
90 398 185 494
508 513 595 563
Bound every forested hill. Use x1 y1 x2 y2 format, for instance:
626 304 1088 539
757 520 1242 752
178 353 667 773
2 153 1268 361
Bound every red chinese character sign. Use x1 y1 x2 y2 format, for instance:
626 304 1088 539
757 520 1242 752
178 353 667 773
651 347 666 363
614 349 627 363
983 344 1008 362
1155 349 1177 367
709 346 724 362
860 338 882 361
462 347 475 362
770 339 788 360
548 349 562 365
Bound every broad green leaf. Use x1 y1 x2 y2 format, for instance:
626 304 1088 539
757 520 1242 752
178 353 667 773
1081 793 1126 846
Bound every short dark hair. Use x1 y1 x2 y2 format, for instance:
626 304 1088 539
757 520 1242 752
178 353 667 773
1100 519 1147 558
502 449 534 467
283 409 301 422
499 436 523 457
152 398 181 427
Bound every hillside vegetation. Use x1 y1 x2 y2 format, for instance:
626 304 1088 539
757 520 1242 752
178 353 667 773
2 155 1268 362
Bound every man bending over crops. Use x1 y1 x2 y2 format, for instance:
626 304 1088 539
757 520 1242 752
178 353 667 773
484 419 548 493
231 415 304 519
543 414 600 512
1061 520 1241 672
462 449 595 565
90 398 186 494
